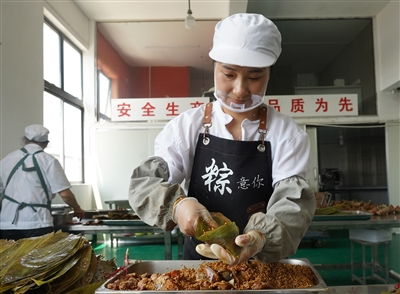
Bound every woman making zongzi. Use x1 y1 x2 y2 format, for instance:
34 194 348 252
128 13 316 265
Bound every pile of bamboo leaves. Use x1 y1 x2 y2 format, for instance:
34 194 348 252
0 231 117 294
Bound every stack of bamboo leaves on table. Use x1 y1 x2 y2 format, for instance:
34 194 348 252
0 231 117 294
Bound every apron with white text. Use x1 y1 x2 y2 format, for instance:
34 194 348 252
184 103 273 259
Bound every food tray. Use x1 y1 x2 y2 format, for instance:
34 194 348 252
313 210 372 221
83 209 134 218
95 259 328 293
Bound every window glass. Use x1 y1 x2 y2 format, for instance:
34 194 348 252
43 92 63 162
43 23 61 87
64 103 82 182
98 71 111 117
43 20 84 183
317 125 387 204
267 19 376 115
63 40 82 99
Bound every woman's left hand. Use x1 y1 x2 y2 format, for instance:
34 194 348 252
196 230 266 265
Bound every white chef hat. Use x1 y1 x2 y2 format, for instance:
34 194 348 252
209 13 282 67
24 124 49 142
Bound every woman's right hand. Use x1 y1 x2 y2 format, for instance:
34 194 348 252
172 197 216 236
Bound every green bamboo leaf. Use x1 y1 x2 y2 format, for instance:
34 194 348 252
0 239 15 254
69 251 98 289
48 245 93 294
31 253 81 286
196 212 241 257
315 207 341 215
0 232 85 292
1 233 84 285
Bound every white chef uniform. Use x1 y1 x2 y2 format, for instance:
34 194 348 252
155 100 310 190
0 143 71 230
129 100 316 262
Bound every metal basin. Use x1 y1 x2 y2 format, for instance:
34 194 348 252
52 210 74 227
96 259 328 293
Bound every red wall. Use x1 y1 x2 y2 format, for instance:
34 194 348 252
130 67 150 98
97 31 131 98
97 30 190 98
131 67 190 98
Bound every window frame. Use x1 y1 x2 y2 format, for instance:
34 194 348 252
97 70 112 121
43 19 85 183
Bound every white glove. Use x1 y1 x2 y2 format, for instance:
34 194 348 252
172 197 216 236
196 230 266 265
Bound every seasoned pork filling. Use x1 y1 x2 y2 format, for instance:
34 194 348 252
106 260 318 291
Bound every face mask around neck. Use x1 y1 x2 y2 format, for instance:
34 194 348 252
214 90 265 113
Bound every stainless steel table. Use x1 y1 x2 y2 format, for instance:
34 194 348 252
309 215 400 231
63 224 173 260
63 215 399 263
307 215 400 282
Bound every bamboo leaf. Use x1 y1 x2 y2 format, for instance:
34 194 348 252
196 212 241 257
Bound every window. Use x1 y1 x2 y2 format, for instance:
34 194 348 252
267 19 377 115
97 71 112 120
316 124 387 204
43 20 84 182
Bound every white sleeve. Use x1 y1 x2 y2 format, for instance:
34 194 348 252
45 159 71 193
154 119 191 185
272 131 310 185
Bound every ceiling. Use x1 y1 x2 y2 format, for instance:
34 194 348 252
74 0 390 83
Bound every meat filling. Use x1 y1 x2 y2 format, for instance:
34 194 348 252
106 260 318 291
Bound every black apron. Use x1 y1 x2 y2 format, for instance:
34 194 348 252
184 103 274 259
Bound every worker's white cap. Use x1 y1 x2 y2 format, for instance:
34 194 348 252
24 124 49 142
209 13 282 67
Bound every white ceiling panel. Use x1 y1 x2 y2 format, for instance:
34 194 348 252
98 20 216 71
74 0 391 90
75 0 235 21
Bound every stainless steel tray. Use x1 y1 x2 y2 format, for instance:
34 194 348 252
95 259 328 293
313 210 372 221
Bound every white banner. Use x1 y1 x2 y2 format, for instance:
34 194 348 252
111 98 209 121
111 94 358 121
264 94 358 117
